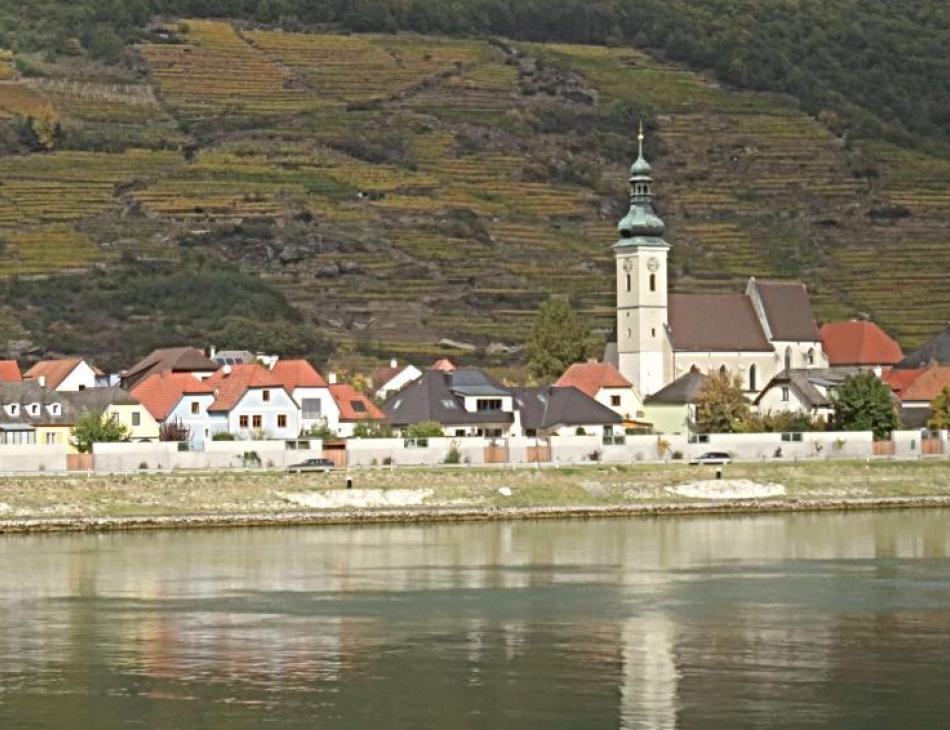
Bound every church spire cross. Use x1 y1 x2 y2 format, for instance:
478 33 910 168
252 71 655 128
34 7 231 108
637 120 644 158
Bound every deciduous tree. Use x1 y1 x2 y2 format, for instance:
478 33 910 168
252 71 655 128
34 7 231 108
695 370 750 433
927 386 950 431
71 411 130 453
831 372 898 439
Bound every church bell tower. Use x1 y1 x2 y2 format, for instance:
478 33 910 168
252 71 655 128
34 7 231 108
614 123 669 397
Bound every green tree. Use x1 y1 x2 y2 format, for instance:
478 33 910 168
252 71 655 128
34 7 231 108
831 372 898 439
927 387 950 431
406 421 444 438
525 298 592 382
695 370 750 433
71 410 130 453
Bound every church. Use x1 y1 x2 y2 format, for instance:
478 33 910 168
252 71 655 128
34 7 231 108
605 125 828 398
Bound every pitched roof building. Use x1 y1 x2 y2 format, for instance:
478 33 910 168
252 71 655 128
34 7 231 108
513 386 621 435
24 358 102 391
819 321 904 367
131 371 216 422
883 363 950 428
122 347 219 390
894 323 950 370
329 383 384 423
384 368 513 431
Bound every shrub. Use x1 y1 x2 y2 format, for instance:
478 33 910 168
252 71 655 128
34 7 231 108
671 450 684 460
587 449 602 462
444 445 462 464
212 431 236 441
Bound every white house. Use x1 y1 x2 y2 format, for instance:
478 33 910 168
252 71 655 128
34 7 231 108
754 369 852 422
270 359 339 435
373 359 423 400
555 360 645 426
131 371 218 446
24 358 102 392
205 365 299 440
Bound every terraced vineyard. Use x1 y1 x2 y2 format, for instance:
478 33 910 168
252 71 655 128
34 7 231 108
0 20 947 363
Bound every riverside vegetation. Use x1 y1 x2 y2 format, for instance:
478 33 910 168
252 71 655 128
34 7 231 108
0 3 947 371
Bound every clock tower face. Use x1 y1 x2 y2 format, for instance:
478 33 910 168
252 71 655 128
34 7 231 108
622 258 634 273
647 256 660 272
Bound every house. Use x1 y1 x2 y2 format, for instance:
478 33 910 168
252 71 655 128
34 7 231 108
383 368 515 438
0 381 74 446
121 347 219 390
328 382 385 437
131 371 218 445
512 386 622 438
205 364 300 440
893 324 950 370
754 369 855 422
373 358 423 400
24 358 102 392
431 358 457 372
269 359 337 434
0 360 21 383
642 368 708 435
605 126 827 398
555 360 644 426
67 387 160 442
884 364 950 428
819 321 904 369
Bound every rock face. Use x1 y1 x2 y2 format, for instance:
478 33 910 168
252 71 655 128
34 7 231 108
314 263 341 278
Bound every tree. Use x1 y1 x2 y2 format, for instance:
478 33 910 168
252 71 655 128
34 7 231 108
71 410 130 453
831 372 898 439
695 370 750 433
525 298 592 382
405 421 444 438
927 387 950 430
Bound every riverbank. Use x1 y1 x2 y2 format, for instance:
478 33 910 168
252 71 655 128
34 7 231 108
0 460 947 533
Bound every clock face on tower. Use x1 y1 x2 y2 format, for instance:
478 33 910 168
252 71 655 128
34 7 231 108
647 256 660 272
622 258 634 273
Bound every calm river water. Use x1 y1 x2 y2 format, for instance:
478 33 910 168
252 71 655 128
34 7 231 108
2 511 950 728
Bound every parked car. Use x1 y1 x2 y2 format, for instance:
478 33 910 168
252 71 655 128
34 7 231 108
690 451 732 465
286 458 335 474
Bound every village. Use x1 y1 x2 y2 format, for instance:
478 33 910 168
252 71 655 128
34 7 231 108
0 131 947 473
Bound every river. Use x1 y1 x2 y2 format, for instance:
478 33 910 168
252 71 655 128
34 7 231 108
1 510 949 728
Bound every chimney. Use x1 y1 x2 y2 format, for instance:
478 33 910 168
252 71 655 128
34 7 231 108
329 372 338 385
208 345 217 360
38 375 46 388
390 357 398 369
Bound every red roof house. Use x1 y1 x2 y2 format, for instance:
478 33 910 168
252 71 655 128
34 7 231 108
820 321 903 367
556 360 633 398
270 359 328 389
0 360 21 383
329 383 384 422
131 371 216 421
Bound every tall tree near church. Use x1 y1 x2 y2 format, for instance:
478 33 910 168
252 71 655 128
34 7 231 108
525 298 592 382
695 370 750 433
831 372 898 439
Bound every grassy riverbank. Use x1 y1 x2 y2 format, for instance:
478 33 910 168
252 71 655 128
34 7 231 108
0 461 947 528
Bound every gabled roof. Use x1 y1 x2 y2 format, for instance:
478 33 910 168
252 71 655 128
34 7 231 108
432 358 456 372
270 359 328 389
754 368 853 409
751 279 821 341
383 369 514 426
24 358 101 389
123 347 219 387
669 294 772 352
0 381 75 426
895 324 950 370
205 363 285 413
644 368 708 405
882 367 925 397
820 321 904 366
885 364 950 403
0 360 21 382
130 371 215 421
329 383 384 422
555 360 631 398
514 386 621 430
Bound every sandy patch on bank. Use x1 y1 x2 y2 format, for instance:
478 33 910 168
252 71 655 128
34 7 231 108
666 479 785 500
277 489 434 509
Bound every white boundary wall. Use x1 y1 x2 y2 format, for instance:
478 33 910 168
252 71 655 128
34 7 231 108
0 444 68 473
92 440 322 472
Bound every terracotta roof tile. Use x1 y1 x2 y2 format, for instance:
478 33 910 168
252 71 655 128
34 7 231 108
330 383 384 421
669 294 772 352
0 360 21 382
270 359 328 389
886 364 950 403
131 372 215 421
205 363 285 413
24 359 99 389
882 367 925 397
820 321 903 366
555 361 631 398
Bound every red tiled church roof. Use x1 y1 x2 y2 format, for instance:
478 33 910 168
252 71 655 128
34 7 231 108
555 360 631 398
820 321 903 367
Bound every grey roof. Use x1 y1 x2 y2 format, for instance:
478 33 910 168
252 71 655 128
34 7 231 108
752 280 821 341
754 368 856 408
383 369 514 427
895 324 950 369
67 386 140 413
644 369 708 405
0 381 75 426
122 347 219 388
514 386 621 431
669 294 773 352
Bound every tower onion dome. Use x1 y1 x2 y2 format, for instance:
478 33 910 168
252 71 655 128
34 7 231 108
618 122 665 239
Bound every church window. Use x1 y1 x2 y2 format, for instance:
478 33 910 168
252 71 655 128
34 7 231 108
781 386 790 402
807 348 815 366
626 274 631 292
649 274 656 292
784 347 792 370
749 364 757 392
626 329 631 338
651 328 656 338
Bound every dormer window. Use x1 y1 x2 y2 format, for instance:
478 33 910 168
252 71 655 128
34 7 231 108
8 404 19 417
50 403 61 416
29 404 39 416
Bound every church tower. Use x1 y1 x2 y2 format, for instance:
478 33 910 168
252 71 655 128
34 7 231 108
614 123 670 396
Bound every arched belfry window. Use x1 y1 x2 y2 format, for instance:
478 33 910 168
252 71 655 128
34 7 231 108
749 364 757 392
784 347 792 371
649 273 656 292
626 274 631 292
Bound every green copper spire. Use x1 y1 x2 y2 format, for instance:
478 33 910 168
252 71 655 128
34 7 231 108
616 121 665 244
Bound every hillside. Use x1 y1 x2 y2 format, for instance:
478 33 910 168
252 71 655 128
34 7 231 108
0 19 948 369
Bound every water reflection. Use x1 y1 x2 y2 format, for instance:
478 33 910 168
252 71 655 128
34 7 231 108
1 511 949 727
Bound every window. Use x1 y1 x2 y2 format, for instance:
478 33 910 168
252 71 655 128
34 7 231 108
611 395 621 407
651 328 656 338
455 429 466 437
476 399 502 412
302 398 322 419
781 386 790 402
784 347 792 371
50 404 61 416
749 364 757 392
626 274 631 292
351 400 367 413
262 390 271 403
807 348 815 366
45 432 58 445
440 399 458 410
30 404 39 415
649 273 656 292
277 414 287 429
8 404 18 416
239 415 249 429
191 401 200 415
252 415 263 429
132 412 141 427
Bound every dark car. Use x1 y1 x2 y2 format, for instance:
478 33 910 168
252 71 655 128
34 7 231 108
286 458 335 474
689 451 733 465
